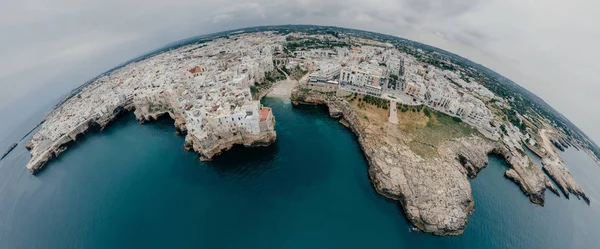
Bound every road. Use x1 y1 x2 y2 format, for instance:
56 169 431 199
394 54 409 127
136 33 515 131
388 100 399 124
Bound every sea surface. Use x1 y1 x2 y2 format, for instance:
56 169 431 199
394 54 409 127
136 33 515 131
1 97 599 249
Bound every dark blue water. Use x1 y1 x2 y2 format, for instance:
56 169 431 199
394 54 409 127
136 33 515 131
1 97 599 249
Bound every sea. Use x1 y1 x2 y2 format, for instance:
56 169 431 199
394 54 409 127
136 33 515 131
0 97 599 249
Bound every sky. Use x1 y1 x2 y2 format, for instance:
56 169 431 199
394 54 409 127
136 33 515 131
1 0 599 143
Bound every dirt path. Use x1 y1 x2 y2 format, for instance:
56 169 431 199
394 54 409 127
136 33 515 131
267 70 309 100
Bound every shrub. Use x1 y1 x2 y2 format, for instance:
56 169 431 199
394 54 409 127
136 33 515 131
423 108 431 117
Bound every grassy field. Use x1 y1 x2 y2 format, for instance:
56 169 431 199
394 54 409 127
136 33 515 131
406 109 476 157
348 95 477 158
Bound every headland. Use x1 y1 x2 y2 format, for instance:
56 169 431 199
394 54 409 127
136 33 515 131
25 32 280 173
23 26 594 236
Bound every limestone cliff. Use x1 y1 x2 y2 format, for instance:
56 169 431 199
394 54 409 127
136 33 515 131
542 157 589 204
292 88 559 235
25 96 276 174
538 129 589 204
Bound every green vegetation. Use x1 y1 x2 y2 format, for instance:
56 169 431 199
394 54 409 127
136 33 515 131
387 74 399 90
396 103 428 113
423 108 431 117
265 69 286 83
287 65 308 80
250 82 270 98
362 95 389 109
250 69 286 99
516 147 526 157
502 108 527 133
406 107 475 158
284 38 350 55
500 124 508 135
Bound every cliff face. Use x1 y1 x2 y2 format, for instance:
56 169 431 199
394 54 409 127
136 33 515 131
538 129 590 204
292 89 555 236
25 107 131 174
183 127 276 161
25 96 276 174
542 157 589 204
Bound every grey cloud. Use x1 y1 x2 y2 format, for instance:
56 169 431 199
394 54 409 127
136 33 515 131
0 0 599 143
405 0 480 20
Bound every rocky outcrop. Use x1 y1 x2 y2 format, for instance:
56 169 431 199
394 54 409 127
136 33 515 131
440 138 552 206
552 140 566 151
291 90 328 106
544 177 560 196
25 106 131 173
183 130 276 160
291 88 558 235
542 157 589 204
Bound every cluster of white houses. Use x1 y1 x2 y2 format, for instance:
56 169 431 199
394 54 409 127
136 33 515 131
296 34 498 137
30 32 283 156
32 30 501 163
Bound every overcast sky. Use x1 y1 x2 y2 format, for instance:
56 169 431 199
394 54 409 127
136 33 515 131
1 0 599 143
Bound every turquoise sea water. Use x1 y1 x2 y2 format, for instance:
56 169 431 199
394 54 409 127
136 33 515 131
0 97 599 248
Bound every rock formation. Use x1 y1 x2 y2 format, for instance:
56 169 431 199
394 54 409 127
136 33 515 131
291 88 571 235
542 157 589 204
25 95 276 174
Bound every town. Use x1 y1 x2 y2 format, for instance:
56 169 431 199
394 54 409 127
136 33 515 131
287 33 501 139
21 28 592 236
25 32 284 173
25 30 555 173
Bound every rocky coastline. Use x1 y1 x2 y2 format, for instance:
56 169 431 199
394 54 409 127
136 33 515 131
25 99 276 174
291 88 579 235
539 129 590 203
24 32 285 174
542 157 590 204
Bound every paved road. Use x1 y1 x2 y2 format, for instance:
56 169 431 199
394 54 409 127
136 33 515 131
388 101 399 124
381 92 421 106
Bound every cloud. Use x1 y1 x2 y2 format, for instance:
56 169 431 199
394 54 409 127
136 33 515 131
0 0 599 143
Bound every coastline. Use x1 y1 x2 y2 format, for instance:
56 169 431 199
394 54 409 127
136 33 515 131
25 98 276 174
290 88 573 235
16 26 592 238
23 32 283 174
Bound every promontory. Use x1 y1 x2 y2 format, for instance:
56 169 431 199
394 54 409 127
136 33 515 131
25 32 280 173
23 26 599 236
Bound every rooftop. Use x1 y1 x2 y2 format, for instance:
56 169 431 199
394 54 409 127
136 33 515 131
260 107 271 122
